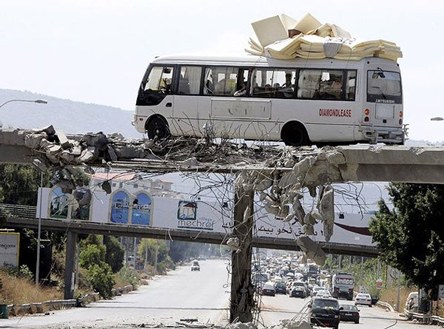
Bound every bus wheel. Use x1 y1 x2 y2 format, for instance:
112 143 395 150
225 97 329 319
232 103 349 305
282 122 309 146
146 117 170 140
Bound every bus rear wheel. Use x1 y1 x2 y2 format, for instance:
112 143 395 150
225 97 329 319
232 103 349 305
282 122 309 146
146 117 170 140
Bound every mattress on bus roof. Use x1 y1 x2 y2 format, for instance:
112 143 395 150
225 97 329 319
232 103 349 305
247 13 402 61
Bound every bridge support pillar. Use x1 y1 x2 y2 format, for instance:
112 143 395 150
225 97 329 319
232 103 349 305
230 181 254 323
64 230 78 299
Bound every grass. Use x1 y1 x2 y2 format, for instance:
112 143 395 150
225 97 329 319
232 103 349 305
0 270 63 305
378 286 414 311
0 264 153 306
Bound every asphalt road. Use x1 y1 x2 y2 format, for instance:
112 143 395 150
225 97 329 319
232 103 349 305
1 259 441 329
258 293 442 329
1 258 231 329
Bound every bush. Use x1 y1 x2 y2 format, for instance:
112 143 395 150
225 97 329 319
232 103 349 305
86 263 115 299
115 266 139 287
6 265 34 281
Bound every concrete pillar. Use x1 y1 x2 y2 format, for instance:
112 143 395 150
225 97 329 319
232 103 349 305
64 230 78 299
230 183 254 323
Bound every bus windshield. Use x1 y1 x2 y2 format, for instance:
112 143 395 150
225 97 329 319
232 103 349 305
367 70 402 104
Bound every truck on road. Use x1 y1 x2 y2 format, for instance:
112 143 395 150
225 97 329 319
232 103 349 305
331 272 354 300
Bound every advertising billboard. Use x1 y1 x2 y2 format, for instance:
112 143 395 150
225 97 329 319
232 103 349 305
0 232 20 268
37 188 375 247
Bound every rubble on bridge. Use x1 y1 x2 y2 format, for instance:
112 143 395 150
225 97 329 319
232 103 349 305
0 126 366 265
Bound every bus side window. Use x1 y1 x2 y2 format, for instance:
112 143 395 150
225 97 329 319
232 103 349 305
145 66 174 94
179 66 202 95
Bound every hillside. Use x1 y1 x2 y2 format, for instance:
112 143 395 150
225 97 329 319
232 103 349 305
0 89 141 139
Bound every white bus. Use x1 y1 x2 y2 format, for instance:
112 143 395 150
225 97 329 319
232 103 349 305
133 55 405 146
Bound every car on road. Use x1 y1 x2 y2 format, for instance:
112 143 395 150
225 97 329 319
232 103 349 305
404 291 419 319
289 285 306 298
274 281 287 294
261 281 276 296
316 289 332 298
312 286 326 296
191 260 200 271
288 281 309 298
309 297 341 329
355 293 372 306
339 304 360 323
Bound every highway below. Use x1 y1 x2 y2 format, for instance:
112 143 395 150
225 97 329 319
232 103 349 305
1 259 441 329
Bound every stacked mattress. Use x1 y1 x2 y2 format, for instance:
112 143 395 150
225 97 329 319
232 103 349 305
246 13 402 61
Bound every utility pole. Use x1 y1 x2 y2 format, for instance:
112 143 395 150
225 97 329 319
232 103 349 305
230 181 254 323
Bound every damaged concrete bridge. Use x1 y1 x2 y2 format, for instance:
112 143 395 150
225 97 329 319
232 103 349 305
2 126 444 323
1 127 443 183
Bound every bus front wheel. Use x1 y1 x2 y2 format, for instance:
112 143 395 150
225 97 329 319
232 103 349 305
146 117 170 140
281 122 309 146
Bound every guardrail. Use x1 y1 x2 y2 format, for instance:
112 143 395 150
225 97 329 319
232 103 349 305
402 309 444 326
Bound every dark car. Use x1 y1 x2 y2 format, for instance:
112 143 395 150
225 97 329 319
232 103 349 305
261 281 276 296
339 304 360 324
309 297 341 329
288 281 308 298
289 285 306 298
274 281 287 294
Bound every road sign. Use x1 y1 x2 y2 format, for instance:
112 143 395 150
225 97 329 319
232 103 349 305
376 278 383 289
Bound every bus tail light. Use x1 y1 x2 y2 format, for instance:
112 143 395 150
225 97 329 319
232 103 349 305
399 111 403 125
363 108 370 122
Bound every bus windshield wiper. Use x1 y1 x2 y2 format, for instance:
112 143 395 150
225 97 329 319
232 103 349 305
376 67 386 78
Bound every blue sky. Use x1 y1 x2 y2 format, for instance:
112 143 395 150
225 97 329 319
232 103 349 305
1 0 443 142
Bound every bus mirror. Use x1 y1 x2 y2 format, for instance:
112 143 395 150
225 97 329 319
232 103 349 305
163 68 171 74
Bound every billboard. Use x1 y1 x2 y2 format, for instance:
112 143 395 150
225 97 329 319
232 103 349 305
37 188 375 247
0 232 20 268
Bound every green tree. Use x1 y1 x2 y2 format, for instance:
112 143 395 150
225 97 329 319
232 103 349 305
0 164 43 205
79 235 115 298
168 240 203 262
104 236 124 273
137 239 171 273
369 183 444 298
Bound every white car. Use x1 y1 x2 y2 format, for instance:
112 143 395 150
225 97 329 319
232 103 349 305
312 286 324 296
355 293 372 306
316 289 331 298
191 260 200 271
